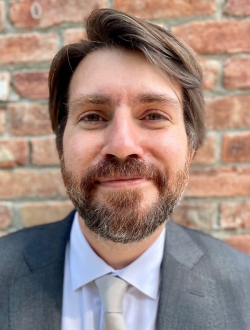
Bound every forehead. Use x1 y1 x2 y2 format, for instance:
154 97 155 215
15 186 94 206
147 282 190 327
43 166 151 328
68 48 182 106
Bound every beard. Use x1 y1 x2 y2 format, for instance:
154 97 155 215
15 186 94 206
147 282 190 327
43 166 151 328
61 156 190 244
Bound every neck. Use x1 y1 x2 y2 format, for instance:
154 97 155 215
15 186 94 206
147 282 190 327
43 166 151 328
78 216 166 269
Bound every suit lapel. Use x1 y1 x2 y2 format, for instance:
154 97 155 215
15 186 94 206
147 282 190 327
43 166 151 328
9 212 74 330
8 214 215 329
156 221 215 330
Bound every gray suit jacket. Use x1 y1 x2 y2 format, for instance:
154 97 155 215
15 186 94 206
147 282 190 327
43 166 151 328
1 210 250 330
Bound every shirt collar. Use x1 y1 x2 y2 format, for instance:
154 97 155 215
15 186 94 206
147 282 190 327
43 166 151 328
69 212 166 300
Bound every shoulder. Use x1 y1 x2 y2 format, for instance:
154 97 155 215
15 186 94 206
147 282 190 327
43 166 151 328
1 220 57 247
185 223 248 259
0 211 75 280
0 214 72 251
163 221 250 327
168 220 250 275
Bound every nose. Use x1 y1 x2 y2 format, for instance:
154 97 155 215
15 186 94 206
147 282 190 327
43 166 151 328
101 111 143 160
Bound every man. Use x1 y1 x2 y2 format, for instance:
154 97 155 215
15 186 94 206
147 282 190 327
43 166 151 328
1 8 250 330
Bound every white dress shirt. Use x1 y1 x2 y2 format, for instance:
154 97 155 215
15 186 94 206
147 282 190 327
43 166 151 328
61 212 166 330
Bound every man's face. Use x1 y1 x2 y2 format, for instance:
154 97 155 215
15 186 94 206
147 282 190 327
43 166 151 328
62 48 194 243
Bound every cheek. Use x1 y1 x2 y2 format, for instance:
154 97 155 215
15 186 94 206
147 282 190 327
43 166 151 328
148 132 189 171
62 131 103 172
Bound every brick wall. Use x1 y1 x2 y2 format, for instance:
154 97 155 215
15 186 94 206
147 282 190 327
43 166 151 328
0 0 250 253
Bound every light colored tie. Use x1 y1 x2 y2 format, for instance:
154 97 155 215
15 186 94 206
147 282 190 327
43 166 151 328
95 275 128 330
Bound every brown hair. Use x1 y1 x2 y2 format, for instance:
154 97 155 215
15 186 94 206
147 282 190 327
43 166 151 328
49 8 205 156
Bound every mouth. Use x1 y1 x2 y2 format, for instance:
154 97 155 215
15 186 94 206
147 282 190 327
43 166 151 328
97 177 149 188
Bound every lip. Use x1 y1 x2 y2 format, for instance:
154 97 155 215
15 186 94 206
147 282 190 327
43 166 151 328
97 178 149 188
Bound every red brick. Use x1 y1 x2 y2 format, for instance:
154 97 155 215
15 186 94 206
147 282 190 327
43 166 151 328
0 33 57 65
0 109 5 134
63 28 87 46
172 202 216 230
186 167 250 197
0 203 12 229
13 71 49 99
192 135 217 165
114 0 216 19
10 0 106 28
224 56 250 89
0 72 10 101
225 0 250 16
205 95 250 130
222 132 250 163
220 202 250 229
0 1 5 31
0 169 66 198
0 138 29 168
8 103 52 136
31 137 59 166
21 201 73 227
200 59 220 90
225 235 250 255
172 21 250 54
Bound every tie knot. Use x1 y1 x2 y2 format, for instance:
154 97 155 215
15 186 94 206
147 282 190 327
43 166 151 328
95 275 128 313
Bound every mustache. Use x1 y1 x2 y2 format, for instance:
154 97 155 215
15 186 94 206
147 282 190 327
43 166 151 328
80 157 167 196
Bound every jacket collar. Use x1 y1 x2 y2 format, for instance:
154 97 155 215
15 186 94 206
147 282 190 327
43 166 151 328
9 211 74 330
165 220 204 269
156 220 215 330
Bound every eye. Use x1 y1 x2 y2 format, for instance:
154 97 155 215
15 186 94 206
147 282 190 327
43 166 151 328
143 111 169 121
145 113 164 120
80 113 105 122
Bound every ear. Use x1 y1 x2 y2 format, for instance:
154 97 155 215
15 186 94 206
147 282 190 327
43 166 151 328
188 148 196 163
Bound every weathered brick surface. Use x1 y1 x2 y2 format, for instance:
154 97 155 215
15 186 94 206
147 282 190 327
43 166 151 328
114 0 216 19
186 168 250 197
0 72 10 101
31 137 59 166
63 28 87 46
8 103 52 136
192 135 216 165
13 71 49 99
0 33 57 65
0 170 66 198
205 95 250 130
224 56 250 89
21 201 73 227
0 203 12 229
172 202 216 230
220 202 250 229
10 0 106 28
172 21 250 54
225 235 250 255
200 59 220 90
225 0 250 16
222 132 250 163
0 109 5 134
0 1 250 242
0 138 29 168
0 1 5 31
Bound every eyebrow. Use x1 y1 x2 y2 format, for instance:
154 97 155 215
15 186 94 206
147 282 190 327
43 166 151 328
67 94 112 111
134 93 182 109
67 92 182 113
